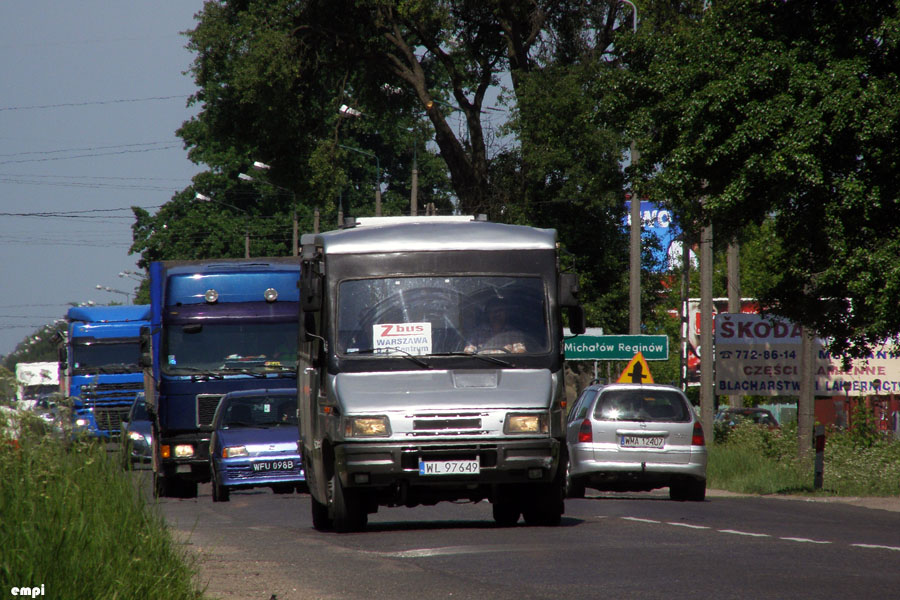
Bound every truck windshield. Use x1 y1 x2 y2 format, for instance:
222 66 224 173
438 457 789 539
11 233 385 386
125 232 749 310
72 340 142 371
337 276 549 356
163 321 297 373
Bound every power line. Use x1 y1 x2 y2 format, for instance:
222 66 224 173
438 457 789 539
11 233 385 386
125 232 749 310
0 144 182 165
0 95 189 112
0 140 180 158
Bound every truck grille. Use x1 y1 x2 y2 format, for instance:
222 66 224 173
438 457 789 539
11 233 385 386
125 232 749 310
409 413 485 436
94 407 130 434
80 382 143 402
196 394 224 427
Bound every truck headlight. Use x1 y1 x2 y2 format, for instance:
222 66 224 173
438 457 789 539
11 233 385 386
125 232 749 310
345 416 390 437
75 417 90 428
504 413 548 434
223 445 248 458
174 444 195 458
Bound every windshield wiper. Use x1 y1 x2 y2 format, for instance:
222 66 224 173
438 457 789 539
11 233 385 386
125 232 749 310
351 347 432 369
218 366 268 378
429 351 512 367
164 366 224 379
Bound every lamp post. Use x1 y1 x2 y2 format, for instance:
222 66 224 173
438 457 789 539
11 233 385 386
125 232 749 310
195 192 250 258
239 162 300 256
337 144 382 217
118 270 145 282
95 284 131 304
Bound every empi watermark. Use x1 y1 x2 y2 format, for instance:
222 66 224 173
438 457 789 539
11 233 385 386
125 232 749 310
9 585 45 597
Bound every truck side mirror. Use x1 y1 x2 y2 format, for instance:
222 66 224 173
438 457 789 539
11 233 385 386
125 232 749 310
300 256 322 312
567 305 586 335
139 326 153 368
559 272 581 307
559 272 586 334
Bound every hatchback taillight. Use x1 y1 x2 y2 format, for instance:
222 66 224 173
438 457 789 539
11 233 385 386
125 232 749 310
692 420 705 446
578 418 593 443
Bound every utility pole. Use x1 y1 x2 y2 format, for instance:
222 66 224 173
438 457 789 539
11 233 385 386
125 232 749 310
623 0 640 336
727 240 741 408
410 142 419 217
798 327 816 460
292 210 298 257
700 212 714 438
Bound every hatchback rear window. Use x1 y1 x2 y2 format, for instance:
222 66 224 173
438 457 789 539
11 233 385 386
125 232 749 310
593 390 691 423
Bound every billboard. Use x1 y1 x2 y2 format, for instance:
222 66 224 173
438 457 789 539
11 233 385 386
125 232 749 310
624 200 683 271
714 312 900 396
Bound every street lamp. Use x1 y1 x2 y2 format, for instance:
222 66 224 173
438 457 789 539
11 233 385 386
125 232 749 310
338 144 382 218
118 270 145 282
239 162 300 256
95 284 131 304
195 192 250 258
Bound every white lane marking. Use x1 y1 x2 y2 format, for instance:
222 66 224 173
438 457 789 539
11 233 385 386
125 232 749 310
373 545 518 558
624 517 900 553
780 537 832 544
851 543 900 552
667 522 710 530
622 517 661 524
717 529 771 538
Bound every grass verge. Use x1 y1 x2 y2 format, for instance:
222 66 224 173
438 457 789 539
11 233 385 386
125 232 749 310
708 420 900 497
0 413 204 600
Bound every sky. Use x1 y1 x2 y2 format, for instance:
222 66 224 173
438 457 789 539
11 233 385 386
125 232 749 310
0 2 205 357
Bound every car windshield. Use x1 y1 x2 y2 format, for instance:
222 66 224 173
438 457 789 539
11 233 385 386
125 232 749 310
222 397 297 428
336 276 549 356
162 322 298 373
72 339 142 372
131 401 149 421
594 389 691 423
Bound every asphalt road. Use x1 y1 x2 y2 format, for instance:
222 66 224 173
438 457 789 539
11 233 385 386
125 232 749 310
148 475 900 600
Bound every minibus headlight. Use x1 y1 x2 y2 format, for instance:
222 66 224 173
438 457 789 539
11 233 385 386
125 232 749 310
345 416 390 437
504 413 548 434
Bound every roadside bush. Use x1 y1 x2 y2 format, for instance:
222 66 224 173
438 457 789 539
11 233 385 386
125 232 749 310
708 418 900 497
0 414 205 600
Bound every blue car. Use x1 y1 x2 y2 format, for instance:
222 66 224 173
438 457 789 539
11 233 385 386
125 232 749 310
209 388 304 502
122 393 153 467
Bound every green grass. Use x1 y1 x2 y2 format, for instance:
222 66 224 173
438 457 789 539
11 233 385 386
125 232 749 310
708 419 900 497
0 413 205 600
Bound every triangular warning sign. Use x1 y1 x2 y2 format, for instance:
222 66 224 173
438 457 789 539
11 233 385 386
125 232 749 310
616 352 654 384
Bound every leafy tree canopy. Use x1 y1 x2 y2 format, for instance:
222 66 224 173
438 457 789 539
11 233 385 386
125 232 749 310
620 0 900 355
131 0 653 335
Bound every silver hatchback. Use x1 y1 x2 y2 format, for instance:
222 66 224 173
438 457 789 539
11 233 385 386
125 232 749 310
566 383 707 501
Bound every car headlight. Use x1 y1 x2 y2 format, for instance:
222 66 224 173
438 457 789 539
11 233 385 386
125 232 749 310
223 445 248 458
174 444 195 458
345 416 390 437
128 431 145 442
504 413 549 434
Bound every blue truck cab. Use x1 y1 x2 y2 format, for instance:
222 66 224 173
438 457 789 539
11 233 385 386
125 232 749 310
145 258 300 498
62 304 151 439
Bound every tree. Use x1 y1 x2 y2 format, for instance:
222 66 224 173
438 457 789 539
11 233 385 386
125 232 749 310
621 0 900 355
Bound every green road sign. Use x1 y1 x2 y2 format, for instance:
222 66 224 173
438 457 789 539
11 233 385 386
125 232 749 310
564 334 669 361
